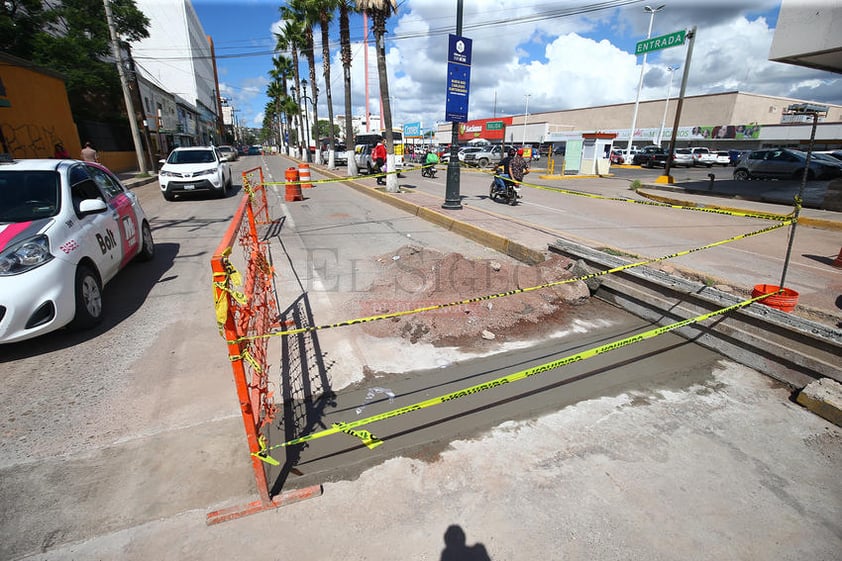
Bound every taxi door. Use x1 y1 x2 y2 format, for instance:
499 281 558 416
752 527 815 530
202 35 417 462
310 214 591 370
67 165 124 284
85 164 141 268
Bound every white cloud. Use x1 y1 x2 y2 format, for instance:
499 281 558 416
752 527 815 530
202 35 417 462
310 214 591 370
246 0 841 134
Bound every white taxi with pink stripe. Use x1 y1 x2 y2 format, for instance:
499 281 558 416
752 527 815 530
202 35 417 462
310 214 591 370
0 159 154 343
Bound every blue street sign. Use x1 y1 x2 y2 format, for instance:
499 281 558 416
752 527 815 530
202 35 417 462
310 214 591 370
445 34 472 123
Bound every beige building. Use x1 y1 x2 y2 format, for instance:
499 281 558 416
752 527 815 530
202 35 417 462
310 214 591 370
436 91 842 151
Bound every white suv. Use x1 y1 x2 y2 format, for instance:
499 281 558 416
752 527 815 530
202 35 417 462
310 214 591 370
158 146 232 200
688 147 715 167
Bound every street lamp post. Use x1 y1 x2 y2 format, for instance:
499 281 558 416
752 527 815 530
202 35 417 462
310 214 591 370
522 93 531 146
625 4 665 160
301 79 314 163
656 64 679 147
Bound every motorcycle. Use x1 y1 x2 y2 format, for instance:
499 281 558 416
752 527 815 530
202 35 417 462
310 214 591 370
421 163 438 178
489 170 521 206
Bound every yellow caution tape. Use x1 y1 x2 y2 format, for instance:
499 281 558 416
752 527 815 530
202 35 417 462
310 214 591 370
490 171 794 222
251 288 780 463
231 219 791 344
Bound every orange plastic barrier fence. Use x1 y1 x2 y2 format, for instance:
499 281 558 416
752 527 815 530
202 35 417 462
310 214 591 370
208 167 320 524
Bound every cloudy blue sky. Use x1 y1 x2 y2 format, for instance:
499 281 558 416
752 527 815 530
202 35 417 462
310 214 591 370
193 0 841 131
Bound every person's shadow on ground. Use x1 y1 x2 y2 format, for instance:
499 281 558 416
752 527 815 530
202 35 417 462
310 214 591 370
440 525 492 561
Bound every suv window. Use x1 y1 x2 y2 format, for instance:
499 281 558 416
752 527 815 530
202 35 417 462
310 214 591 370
748 151 766 160
691 148 710 154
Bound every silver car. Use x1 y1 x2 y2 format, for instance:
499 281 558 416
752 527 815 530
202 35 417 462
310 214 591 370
671 149 694 167
733 149 842 180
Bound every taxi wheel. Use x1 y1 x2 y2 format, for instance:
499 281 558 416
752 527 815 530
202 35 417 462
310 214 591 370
136 221 155 262
68 264 103 330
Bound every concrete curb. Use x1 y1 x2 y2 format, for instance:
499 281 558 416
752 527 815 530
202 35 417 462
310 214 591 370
636 188 842 232
797 378 842 426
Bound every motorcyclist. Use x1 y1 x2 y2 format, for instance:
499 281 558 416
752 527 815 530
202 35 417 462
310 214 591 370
423 149 439 177
495 147 517 192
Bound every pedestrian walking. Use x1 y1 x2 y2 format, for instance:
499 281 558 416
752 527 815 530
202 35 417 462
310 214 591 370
372 139 387 185
80 141 99 162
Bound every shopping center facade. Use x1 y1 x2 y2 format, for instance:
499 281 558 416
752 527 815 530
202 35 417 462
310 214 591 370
434 91 842 152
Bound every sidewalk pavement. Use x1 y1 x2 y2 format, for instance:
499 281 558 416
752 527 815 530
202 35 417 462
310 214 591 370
117 165 842 329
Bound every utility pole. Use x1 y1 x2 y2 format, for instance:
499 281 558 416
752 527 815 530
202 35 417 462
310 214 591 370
103 0 147 173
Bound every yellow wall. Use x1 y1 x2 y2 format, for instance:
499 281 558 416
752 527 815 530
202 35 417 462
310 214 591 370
0 60 80 159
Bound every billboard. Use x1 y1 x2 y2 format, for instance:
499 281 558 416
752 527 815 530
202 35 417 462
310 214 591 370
457 117 514 142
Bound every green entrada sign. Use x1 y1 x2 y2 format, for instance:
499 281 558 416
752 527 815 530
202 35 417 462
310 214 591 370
486 121 504 131
636 30 686 55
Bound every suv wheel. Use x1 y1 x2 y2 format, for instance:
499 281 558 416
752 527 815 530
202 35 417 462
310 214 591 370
478 158 489 168
734 169 750 180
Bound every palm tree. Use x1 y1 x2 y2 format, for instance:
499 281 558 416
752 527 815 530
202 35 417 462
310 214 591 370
318 0 341 168
276 9 306 160
266 79 286 149
357 0 398 191
270 55 294 153
338 0 357 176
292 0 321 163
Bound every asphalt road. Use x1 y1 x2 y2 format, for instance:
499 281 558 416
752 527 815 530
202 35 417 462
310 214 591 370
0 154 839 560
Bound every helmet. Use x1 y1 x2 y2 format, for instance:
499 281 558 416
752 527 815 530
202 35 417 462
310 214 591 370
507 147 517 157
517 148 524 156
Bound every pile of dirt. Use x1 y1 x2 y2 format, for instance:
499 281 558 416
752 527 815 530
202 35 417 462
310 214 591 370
355 245 593 348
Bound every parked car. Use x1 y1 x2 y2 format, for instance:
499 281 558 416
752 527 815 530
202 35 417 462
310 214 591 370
441 146 482 165
713 151 731 166
732 148 842 180
689 147 715 167
354 143 374 173
632 146 667 167
0 159 155 343
609 149 625 164
247 146 262 156
320 143 348 166
217 145 238 162
671 149 694 167
158 146 233 200
463 145 505 167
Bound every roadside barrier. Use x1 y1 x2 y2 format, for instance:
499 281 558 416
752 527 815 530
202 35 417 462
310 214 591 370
298 162 313 189
285 167 303 202
208 168 321 524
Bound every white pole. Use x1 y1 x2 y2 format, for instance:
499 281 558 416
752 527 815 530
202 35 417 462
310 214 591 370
625 5 664 160
656 65 678 146
522 93 531 146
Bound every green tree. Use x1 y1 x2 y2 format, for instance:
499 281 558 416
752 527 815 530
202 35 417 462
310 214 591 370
276 8 306 157
292 0 320 159
1 0 150 121
357 0 398 191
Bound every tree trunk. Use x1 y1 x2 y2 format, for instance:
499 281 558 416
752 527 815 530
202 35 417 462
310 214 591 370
372 12 397 192
320 12 336 168
305 29 319 164
340 2 357 176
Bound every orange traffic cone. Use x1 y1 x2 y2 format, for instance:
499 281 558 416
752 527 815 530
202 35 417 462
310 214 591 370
833 247 842 269
298 162 313 189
